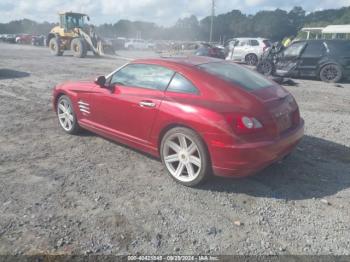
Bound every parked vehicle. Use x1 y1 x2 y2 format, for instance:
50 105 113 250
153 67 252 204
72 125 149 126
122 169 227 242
226 37 272 65
195 43 226 59
15 34 32 44
47 12 114 58
0 34 16 43
124 39 149 50
53 56 304 186
32 35 45 46
257 40 350 83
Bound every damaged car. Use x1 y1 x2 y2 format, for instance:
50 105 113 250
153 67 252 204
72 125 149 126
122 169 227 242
257 39 350 83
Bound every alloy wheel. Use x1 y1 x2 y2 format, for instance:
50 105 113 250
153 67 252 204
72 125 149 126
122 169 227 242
163 133 202 183
57 98 74 131
322 65 338 81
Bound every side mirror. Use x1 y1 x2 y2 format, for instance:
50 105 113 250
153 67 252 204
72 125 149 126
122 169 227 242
95 75 106 87
87 16 90 22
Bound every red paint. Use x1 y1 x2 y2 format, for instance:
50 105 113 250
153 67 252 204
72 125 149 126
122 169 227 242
53 56 304 177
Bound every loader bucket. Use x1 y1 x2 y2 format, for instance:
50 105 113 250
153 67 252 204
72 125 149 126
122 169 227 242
97 41 115 56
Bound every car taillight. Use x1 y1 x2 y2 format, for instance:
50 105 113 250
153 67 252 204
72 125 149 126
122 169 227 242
228 116 264 134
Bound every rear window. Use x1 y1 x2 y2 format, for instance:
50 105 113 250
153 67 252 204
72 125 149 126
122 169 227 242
263 40 271 47
250 40 259 46
197 62 273 91
167 73 198 94
327 41 350 55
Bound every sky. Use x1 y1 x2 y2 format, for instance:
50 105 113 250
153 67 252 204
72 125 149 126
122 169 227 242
0 0 350 26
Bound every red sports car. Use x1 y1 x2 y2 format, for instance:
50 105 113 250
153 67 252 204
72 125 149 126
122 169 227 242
53 56 304 186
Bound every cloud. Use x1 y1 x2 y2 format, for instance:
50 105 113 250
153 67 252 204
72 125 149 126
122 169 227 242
0 0 349 25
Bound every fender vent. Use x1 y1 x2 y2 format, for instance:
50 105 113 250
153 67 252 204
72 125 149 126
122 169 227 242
78 101 90 114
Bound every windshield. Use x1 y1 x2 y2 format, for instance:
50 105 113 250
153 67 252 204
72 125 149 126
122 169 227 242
197 62 273 91
66 15 85 29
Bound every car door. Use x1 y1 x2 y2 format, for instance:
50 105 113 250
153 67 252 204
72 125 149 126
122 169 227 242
89 63 174 144
275 42 307 77
298 41 326 77
232 39 249 61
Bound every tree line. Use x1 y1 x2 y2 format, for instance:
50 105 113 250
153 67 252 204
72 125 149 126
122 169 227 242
1 6 350 42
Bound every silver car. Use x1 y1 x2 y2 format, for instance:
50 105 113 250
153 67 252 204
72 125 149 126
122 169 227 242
226 37 271 65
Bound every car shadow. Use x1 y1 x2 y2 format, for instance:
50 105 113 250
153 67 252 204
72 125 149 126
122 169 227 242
76 129 350 200
0 69 30 79
198 135 350 200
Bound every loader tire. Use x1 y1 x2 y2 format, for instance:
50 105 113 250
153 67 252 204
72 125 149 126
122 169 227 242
49 37 63 56
71 38 87 58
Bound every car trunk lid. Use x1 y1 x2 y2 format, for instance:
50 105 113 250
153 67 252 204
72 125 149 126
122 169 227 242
250 85 299 136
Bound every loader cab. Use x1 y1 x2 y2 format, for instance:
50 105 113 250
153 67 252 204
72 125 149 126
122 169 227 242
59 12 89 31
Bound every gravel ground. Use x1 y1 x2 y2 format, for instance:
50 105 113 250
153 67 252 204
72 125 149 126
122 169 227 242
0 43 349 255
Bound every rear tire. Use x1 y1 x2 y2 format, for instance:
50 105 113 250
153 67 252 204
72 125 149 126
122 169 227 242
160 127 210 187
245 53 258 66
319 64 342 83
49 37 63 56
71 38 87 58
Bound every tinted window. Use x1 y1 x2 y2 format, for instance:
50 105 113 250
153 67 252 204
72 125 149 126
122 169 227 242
326 41 350 55
283 42 306 57
301 42 326 57
250 40 259 46
111 64 174 90
167 73 198 94
198 62 272 91
263 40 271 47
237 40 248 47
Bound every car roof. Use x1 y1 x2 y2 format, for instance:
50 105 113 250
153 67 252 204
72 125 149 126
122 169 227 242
132 56 223 68
295 39 350 43
233 37 268 40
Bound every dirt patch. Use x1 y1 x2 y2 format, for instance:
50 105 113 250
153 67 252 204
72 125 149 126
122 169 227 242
0 43 349 255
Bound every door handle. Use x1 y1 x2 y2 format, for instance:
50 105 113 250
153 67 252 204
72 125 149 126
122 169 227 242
139 101 156 108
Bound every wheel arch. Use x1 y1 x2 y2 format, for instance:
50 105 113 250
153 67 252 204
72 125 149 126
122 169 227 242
53 92 67 112
317 61 343 75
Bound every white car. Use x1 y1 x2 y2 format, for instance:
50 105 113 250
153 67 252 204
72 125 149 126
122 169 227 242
226 38 271 66
124 39 149 50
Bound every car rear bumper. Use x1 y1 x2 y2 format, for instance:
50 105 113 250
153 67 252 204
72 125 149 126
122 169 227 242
207 119 304 177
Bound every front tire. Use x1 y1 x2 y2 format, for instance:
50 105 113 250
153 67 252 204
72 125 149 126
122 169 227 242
71 38 87 58
57 95 81 134
160 127 210 187
319 64 343 83
257 60 274 76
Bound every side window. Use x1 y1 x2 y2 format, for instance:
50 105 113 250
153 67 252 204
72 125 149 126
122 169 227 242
110 64 174 91
234 40 240 47
238 40 247 47
283 42 306 58
250 40 259 46
301 42 326 57
167 73 199 94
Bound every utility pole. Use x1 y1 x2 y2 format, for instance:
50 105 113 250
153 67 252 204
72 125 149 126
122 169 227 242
209 0 215 43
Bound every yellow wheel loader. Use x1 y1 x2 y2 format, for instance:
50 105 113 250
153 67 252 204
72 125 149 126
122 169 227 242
47 12 115 58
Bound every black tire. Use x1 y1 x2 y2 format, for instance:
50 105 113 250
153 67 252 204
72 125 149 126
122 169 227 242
319 64 343 83
49 37 63 56
57 95 81 135
71 38 87 58
245 53 258 66
127 45 134 50
160 127 210 187
257 60 274 76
